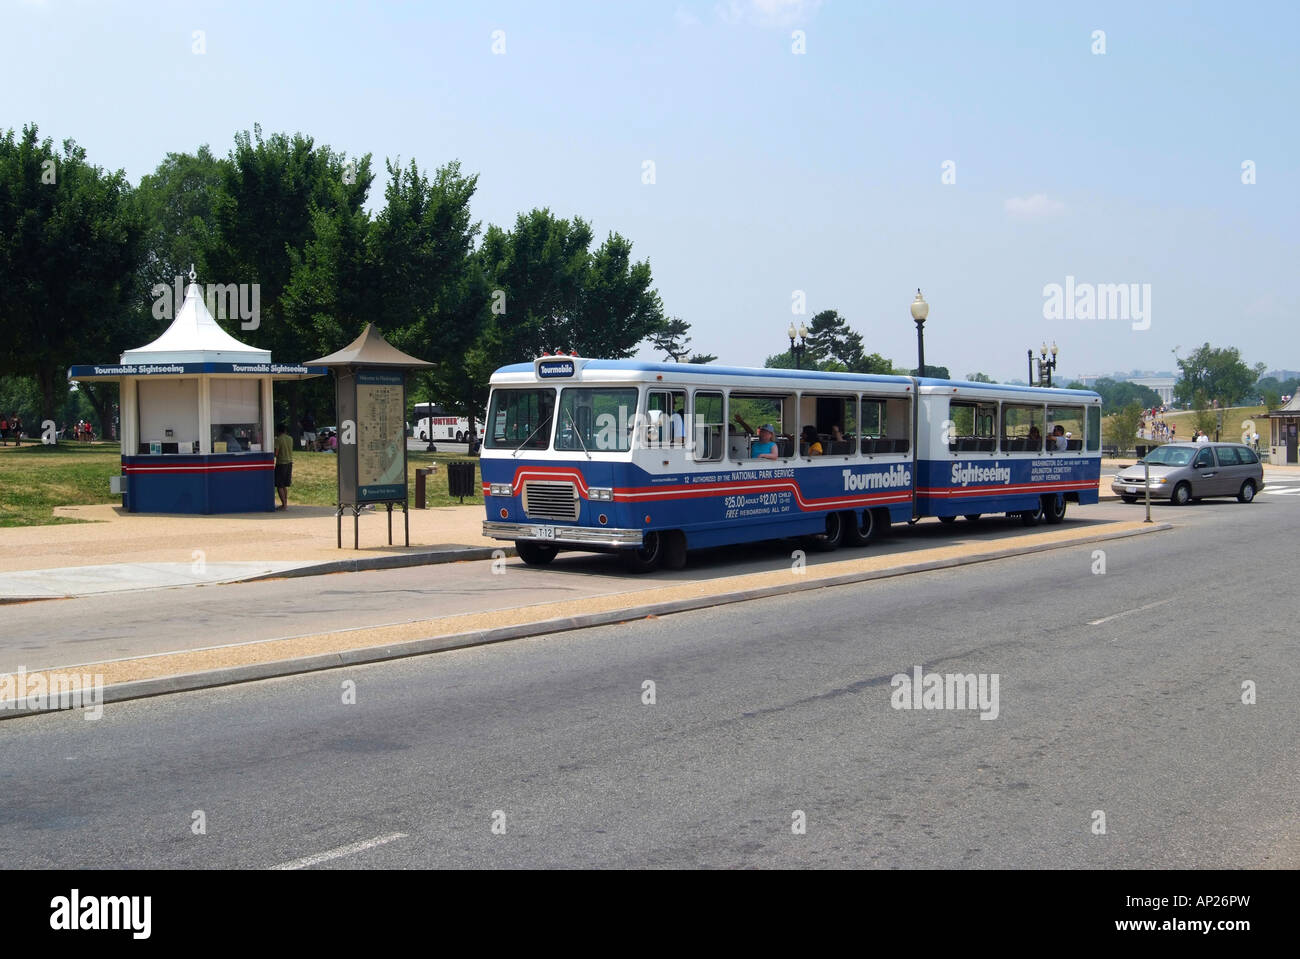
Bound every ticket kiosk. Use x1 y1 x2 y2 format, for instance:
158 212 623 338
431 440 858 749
69 280 324 513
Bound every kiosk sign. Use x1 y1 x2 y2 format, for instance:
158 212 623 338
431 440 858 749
355 370 406 501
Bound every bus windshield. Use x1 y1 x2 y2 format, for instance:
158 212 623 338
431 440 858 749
556 388 638 453
485 388 555 450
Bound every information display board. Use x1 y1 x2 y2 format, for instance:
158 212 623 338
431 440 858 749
336 368 409 507
355 370 406 501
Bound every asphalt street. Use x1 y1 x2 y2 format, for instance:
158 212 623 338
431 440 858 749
2 484 1297 868
3 501 1142 672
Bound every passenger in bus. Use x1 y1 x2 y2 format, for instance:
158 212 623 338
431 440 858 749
1050 425 1068 451
1027 425 1042 448
830 425 845 443
801 425 823 456
669 398 686 446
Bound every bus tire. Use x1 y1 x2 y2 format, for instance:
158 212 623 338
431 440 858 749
456 431 464 442
808 511 844 551
843 509 875 547
622 531 665 573
872 508 893 536
1043 493 1066 524
663 530 688 569
1020 505 1042 526
937 514 957 525
515 541 557 566
963 514 982 522
419 431 427 440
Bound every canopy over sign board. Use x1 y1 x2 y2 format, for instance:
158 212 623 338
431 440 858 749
304 324 432 547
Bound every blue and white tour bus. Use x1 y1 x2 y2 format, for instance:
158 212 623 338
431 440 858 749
480 355 1102 571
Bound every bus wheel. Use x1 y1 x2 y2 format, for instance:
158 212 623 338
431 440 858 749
515 541 557 566
963 514 982 522
1043 493 1066 524
872 508 893 536
843 509 875 547
456 431 464 442
622 531 664 573
809 511 844 551
663 530 688 570
419 431 427 440
938 515 957 525
1020 505 1042 526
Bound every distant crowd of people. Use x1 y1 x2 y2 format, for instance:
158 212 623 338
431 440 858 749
1138 408 1175 442
0 412 23 445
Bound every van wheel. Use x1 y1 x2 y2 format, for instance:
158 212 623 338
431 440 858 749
622 531 664 572
1172 482 1192 506
663 530 688 569
808 511 843 551
843 509 875 546
1043 493 1066 524
515 541 557 566
1237 480 1256 503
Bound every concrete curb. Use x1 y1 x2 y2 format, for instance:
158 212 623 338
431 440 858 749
240 545 515 582
0 521 1171 719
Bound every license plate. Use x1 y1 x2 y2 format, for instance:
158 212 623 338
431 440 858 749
534 525 556 540
1126 485 1137 493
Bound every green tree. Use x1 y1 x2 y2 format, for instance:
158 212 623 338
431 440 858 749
0 124 146 427
135 145 227 286
1175 344 1263 406
651 317 715 364
367 158 485 419
966 372 995 383
204 125 374 428
1107 402 1143 454
1088 378 1161 410
912 364 951 378
1192 391 1217 438
473 209 666 372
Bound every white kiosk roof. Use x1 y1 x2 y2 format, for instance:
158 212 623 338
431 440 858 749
120 282 271 365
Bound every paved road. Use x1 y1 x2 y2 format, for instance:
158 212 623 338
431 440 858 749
4 501 1142 673
1 490 1296 868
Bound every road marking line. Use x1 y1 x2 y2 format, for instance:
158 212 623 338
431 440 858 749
1088 597 1176 626
269 832 407 870
1261 487 1300 495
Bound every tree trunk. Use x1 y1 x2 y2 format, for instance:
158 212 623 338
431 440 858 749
35 366 59 434
83 382 117 441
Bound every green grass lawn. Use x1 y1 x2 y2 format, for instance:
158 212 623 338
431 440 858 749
1102 405 1266 454
0 441 483 527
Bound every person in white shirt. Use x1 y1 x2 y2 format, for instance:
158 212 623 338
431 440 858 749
1194 430 1210 445
1050 425 1068 451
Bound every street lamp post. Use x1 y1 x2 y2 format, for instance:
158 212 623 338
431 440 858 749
910 289 929 376
788 321 808 370
1030 342 1058 387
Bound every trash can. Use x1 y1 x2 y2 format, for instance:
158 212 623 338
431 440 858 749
1135 444 1148 459
415 466 435 509
447 461 476 503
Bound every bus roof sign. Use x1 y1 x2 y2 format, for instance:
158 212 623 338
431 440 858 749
536 357 581 378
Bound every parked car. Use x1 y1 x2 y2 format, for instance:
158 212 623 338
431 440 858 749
1111 442 1264 505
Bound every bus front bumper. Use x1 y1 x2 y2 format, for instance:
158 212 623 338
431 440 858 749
482 521 644 549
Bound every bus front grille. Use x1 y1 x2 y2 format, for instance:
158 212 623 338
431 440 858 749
522 481 579 520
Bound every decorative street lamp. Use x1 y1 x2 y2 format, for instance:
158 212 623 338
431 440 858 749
1030 341 1058 387
788 320 809 370
910 289 929 376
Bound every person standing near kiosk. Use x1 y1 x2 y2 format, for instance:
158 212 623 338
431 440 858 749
274 423 294 509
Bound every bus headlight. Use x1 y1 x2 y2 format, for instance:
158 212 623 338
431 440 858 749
489 483 513 497
588 487 614 501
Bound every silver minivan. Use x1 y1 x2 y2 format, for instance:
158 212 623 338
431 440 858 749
1111 442 1264 505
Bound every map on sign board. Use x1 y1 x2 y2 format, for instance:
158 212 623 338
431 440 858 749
356 371 405 498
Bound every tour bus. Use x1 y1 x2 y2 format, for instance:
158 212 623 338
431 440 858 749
412 402 483 444
479 355 1102 571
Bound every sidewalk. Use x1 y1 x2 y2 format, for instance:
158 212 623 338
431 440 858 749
0 503 502 600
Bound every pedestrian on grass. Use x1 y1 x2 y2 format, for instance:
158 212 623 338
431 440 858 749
274 422 293 509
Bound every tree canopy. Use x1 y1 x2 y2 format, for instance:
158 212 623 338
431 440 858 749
1175 344 1264 406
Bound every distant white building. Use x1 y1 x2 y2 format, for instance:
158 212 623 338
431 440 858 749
1126 376 1176 405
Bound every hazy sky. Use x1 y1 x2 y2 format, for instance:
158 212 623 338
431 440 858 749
5 0 1296 380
